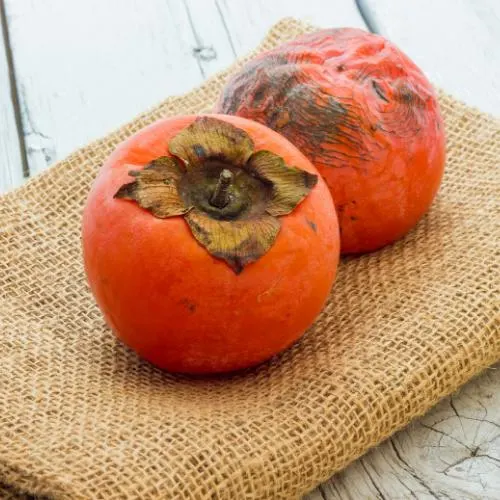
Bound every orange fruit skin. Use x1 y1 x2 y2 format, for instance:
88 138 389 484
215 29 446 254
82 114 339 374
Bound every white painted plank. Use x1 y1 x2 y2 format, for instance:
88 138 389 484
215 0 367 56
2 0 223 175
306 366 500 499
0 9 23 193
358 0 500 115
4 0 210 175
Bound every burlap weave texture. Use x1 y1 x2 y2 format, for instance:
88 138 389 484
0 18 499 500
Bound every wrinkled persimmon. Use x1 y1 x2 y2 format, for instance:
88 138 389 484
82 115 339 374
215 28 446 254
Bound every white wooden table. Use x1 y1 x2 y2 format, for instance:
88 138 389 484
0 1 498 498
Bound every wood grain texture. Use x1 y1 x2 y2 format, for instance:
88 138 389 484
2 0 216 176
306 365 500 500
182 0 237 78
358 0 500 115
0 2 23 193
213 0 366 56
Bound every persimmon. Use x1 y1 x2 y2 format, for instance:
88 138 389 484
215 28 446 254
82 115 339 374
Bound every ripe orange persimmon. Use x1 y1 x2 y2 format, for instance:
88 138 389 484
82 115 339 374
215 28 446 254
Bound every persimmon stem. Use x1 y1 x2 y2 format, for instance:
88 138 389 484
210 169 233 208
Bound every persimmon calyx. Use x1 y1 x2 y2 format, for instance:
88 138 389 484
114 116 318 273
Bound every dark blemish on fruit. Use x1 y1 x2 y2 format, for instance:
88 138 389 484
350 216 358 221
306 218 317 233
181 298 197 313
396 84 425 109
351 200 357 205
337 64 345 72
372 80 389 102
399 87 413 104
253 86 266 105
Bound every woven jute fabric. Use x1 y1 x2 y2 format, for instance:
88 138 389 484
0 18 499 500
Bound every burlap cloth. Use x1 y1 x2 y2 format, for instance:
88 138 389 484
0 18 499 500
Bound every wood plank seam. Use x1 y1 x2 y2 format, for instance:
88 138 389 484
0 0 28 177
182 0 213 78
214 0 238 58
354 0 378 33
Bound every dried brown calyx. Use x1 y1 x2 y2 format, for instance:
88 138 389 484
115 117 318 273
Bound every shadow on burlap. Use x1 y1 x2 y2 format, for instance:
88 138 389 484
0 18 498 500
